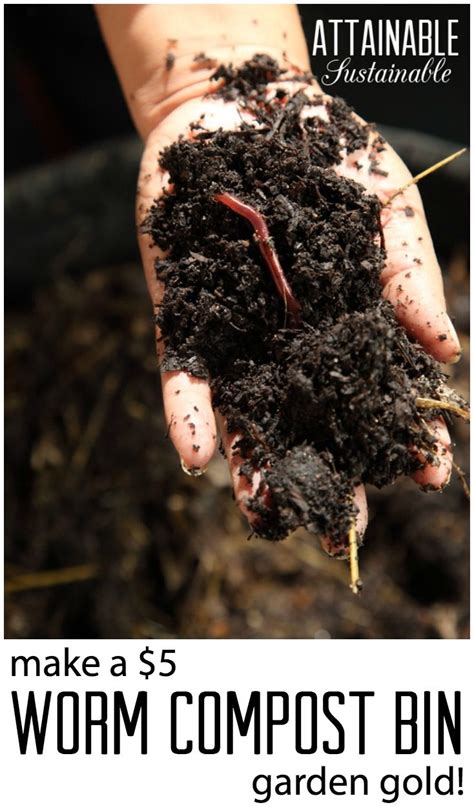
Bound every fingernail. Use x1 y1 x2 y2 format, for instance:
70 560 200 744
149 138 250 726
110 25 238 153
443 316 462 362
447 350 463 365
436 319 461 363
180 457 208 477
440 471 452 490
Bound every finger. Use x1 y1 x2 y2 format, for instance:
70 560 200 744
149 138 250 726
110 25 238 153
137 108 226 472
353 484 368 537
382 256 460 363
319 484 368 557
380 186 460 363
411 416 452 490
218 417 267 526
338 137 461 363
162 370 217 471
136 126 173 302
219 417 369 545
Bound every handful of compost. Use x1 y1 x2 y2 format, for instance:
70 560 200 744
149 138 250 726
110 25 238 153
142 55 469 585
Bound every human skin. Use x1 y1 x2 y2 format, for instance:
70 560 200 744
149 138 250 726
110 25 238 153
97 4 460 541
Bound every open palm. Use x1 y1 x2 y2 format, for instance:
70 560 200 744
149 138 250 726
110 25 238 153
137 80 460 544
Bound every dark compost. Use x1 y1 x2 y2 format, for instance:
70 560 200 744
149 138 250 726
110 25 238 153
145 55 467 554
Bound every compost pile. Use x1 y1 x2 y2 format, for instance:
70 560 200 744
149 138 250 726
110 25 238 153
146 55 464 550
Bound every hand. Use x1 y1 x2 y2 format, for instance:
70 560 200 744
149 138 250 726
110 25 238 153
136 74 460 545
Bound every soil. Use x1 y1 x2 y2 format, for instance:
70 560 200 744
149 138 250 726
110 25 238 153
145 55 466 550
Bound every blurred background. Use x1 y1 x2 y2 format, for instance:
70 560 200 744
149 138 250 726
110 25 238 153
5 5 470 638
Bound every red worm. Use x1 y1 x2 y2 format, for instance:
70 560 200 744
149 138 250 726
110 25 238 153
214 192 301 325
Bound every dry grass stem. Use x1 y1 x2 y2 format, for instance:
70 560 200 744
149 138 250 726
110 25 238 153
415 397 470 422
384 148 467 206
348 523 362 595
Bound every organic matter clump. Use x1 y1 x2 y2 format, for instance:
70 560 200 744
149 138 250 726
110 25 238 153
145 54 468 557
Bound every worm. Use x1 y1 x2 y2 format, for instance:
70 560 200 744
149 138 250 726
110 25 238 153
214 192 301 325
